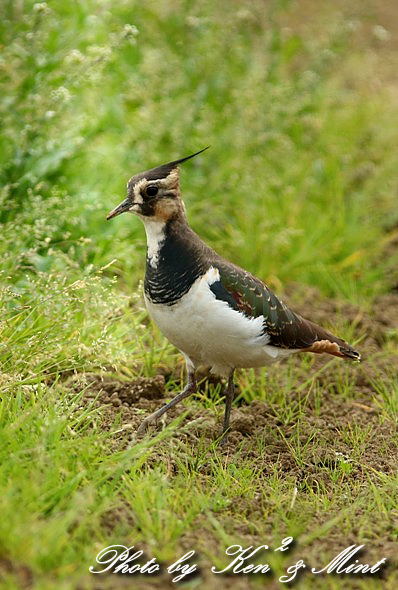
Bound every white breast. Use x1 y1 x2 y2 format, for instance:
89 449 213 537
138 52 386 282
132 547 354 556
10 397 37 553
142 219 166 268
144 267 296 376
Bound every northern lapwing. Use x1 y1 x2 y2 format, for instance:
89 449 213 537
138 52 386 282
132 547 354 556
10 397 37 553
107 148 360 443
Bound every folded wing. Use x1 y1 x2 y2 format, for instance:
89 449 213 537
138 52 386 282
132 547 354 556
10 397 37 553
209 261 360 361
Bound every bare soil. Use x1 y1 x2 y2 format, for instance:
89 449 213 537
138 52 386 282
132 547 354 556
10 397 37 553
65 287 398 589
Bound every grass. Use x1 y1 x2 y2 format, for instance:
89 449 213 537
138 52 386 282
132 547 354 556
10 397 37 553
0 0 397 589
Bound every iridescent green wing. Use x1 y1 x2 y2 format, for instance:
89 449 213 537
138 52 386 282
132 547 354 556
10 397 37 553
211 260 340 350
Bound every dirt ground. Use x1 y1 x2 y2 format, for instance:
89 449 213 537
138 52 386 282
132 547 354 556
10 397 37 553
66 285 398 590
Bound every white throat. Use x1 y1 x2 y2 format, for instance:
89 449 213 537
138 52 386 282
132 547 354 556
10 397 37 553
142 219 166 268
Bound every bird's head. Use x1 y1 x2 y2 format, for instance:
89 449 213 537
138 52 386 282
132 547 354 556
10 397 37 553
106 147 209 224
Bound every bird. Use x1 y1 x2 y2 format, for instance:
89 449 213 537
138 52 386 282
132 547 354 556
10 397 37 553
106 148 360 444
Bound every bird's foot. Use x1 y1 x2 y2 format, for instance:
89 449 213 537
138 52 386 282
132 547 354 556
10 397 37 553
136 414 157 437
218 429 229 448
135 377 197 439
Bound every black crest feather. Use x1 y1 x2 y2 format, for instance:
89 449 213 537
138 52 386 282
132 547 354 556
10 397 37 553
140 147 210 181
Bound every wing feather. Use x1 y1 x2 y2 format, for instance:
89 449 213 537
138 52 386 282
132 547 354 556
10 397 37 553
209 261 360 360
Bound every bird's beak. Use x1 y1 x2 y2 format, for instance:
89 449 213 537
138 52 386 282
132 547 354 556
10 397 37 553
106 198 131 220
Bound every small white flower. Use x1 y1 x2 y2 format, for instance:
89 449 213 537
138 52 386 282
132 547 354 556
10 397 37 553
33 2 50 15
373 25 391 42
123 24 139 38
65 49 85 65
51 86 71 103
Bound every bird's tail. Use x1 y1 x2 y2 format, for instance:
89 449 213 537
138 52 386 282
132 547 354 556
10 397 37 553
338 345 361 362
301 324 361 361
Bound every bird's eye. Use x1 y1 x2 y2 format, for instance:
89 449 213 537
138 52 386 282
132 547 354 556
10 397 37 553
145 185 158 197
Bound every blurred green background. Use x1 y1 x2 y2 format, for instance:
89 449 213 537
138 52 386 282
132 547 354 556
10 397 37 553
2 0 398 303
1 1 397 589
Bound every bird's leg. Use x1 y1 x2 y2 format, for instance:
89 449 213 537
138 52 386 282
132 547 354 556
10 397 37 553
136 371 197 436
219 370 235 446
